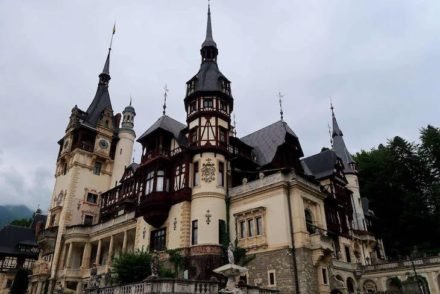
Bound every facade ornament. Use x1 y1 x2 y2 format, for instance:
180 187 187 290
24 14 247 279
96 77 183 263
205 210 212 225
143 227 146 239
173 217 177 230
201 158 215 183
227 242 235 264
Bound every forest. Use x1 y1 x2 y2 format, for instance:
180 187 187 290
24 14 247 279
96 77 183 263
354 125 440 258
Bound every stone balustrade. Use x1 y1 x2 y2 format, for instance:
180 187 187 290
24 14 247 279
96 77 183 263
83 278 279 294
363 255 440 272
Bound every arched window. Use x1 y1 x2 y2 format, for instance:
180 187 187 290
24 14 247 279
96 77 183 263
305 209 316 234
346 277 355 294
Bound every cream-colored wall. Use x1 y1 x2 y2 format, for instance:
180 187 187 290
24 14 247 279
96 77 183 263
230 187 291 250
191 153 227 246
111 130 135 187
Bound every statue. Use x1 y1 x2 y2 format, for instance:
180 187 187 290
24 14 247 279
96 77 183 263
228 243 235 265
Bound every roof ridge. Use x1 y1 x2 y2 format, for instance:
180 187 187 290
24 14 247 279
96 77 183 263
240 120 284 140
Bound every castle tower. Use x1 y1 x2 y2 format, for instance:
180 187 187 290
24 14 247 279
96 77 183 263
331 106 366 231
41 46 120 292
111 99 136 187
184 4 233 276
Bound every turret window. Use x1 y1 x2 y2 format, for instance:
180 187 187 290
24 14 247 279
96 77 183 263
305 209 316 234
218 161 225 187
203 98 213 109
192 220 198 245
193 162 200 186
190 127 198 144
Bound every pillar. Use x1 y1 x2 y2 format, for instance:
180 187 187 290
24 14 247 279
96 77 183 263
122 231 128 253
81 243 92 269
107 235 114 265
65 243 73 268
95 239 102 265
60 244 68 269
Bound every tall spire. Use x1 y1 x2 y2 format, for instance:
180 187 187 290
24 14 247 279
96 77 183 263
99 25 115 84
162 84 169 116
200 2 218 62
331 104 356 173
202 2 217 48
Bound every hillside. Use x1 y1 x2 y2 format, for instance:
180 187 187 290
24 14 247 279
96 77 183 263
0 205 33 228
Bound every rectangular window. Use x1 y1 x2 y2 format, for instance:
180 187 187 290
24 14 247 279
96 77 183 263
93 162 102 175
268 271 276 286
218 161 225 186
192 220 198 245
193 162 199 186
239 221 245 239
49 214 56 227
219 128 227 145
345 245 351 263
84 215 93 225
256 216 263 235
86 192 98 204
203 98 213 109
247 219 254 237
150 228 166 251
145 171 154 195
322 267 328 284
156 170 165 192
219 219 226 245
174 164 186 191
190 101 197 113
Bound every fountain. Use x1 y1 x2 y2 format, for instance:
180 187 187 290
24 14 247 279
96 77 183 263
213 243 248 294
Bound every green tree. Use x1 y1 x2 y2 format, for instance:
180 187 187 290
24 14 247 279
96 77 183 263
10 268 30 294
112 250 152 284
10 218 32 227
354 131 440 257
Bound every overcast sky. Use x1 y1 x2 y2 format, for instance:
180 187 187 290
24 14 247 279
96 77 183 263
1 1 439 211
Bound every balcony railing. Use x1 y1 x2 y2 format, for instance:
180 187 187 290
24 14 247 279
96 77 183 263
363 255 440 272
32 260 50 276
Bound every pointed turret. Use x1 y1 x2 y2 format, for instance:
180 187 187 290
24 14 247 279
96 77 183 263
85 48 113 127
331 105 356 174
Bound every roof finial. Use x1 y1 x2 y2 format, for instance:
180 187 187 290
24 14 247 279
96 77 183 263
330 97 335 117
163 84 169 116
328 123 333 146
278 92 284 121
109 22 116 51
129 95 132 106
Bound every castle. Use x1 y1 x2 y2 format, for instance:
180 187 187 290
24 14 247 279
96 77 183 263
26 5 440 294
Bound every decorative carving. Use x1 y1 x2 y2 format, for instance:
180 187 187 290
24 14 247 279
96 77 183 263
205 210 212 225
201 158 215 183
173 217 177 230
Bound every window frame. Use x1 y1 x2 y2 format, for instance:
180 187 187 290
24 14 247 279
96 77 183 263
84 214 94 225
86 192 98 204
193 161 199 186
93 161 102 175
192 220 198 245
267 270 276 287
150 228 167 251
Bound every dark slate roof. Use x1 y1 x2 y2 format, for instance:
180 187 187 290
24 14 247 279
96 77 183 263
332 110 355 173
241 120 300 166
137 115 187 145
192 62 229 92
302 150 339 180
0 225 37 256
84 84 112 127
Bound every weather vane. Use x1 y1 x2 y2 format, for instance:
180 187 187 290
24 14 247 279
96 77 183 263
278 92 284 121
163 84 169 115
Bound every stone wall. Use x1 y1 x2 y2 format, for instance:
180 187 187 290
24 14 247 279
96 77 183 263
295 248 319 294
245 248 296 294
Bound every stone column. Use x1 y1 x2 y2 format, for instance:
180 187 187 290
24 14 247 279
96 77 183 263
428 271 439 293
60 244 68 269
107 235 114 265
35 281 42 294
81 243 92 269
65 243 73 268
95 239 102 265
122 231 128 253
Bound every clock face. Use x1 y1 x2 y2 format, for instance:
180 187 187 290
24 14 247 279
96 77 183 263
99 139 109 149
